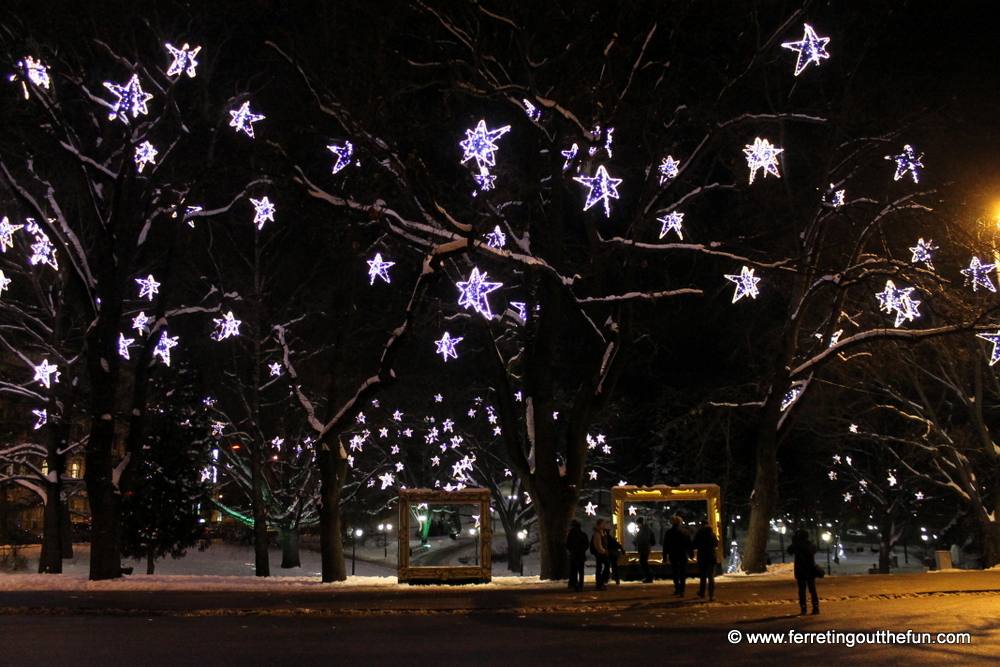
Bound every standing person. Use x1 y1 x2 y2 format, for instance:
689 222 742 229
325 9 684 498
633 517 655 583
565 520 589 592
693 520 719 601
662 515 693 596
787 529 820 615
606 529 624 585
591 519 610 590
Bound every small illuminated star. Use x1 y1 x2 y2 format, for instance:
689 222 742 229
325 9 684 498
849 424 858 433
435 332 463 361
909 238 938 270
0 270 10 294
402 428 413 438
379 428 389 438
493 426 502 436
976 331 1000 366
134 141 158 173
153 332 178 366
459 120 511 170
602 444 611 455
846 456 852 466
457 267 503 319
356 412 366 424
434 394 443 403
574 165 623 217
379 472 395 489
328 141 354 174
229 101 265 138
390 444 400 455
395 461 405 472
828 471 837 480
442 419 454 432
485 225 506 249
915 492 924 500
135 275 160 300
876 280 921 327
843 492 852 502
744 138 783 184
104 74 153 122
658 211 685 240
213 311 242 340
32 408 47 429
588 470 598 480
514 391 522 402
431 456 440 466
0 217 23 252
118 333 135 359
367 253 394 285
886 144 923 183
269 362 283 377
628 506 637 516
165 43 200 78
961 257 996 293
561 143 578 171
888 472 897 486
33 359 59 388
132 313 151 334
724 266 761 303
659 156 680 184
584 502 597 516
780 24 831 76
211 422 225 436
250 197 275 230
11 56 50 99
833 455 842 464
393 410 403 421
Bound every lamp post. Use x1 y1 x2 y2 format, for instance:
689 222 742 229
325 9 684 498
779 525 787 563
517 529 528 576
822 531 832 573
469 527 478 565
352 528 363 575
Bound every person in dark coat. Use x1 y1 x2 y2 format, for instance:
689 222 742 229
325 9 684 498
693 520 719 601
787 528 820 615
591 519 610 590
565 519 589 592
662 515 694 596
632 517 655 583
606 530 624 585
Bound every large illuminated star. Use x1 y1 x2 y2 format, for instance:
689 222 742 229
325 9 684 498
886 144 923 183
213 311 242 340
434 332 463 361
165 43 200 78
153 332 179 366
229 101 265 138
459 120 511 170
909 238 938 270
0 216 24 251
658 211 685 240
961 256 996 293
724 266 761 303
135 275 160 300
367 253 394 285
780 24 831 76
33 359 60 388
744 138 783 184
978 331 1000 366
457 267 503 319
574 165 623 217
328 141 354 174
104 74 153 122
250 196 275 230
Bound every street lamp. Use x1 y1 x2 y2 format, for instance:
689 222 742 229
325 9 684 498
822 531 832 573
352 528 363 575
469 527 479 566
779 525 787 563
516 529 528 576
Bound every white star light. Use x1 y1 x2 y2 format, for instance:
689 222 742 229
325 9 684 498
886 144 923 183
843 493 852 502
888 472 897 486
25 219 57 269
459 120 511 171
132 312 151 334
136 275 160 300
434 393 443 403
434 332 463 361
269 362 283 376
584 502 597 516
32 408 47 429
0 270 10 295
153 332 178 366
523 99 541 121
724 266 761 303
977 331 1000 366
780 24 831 76
229 101 265 138
33 359 59 388
561 144 578 171
250 197 275 230
485 225 506 249
442 419 454 432
574 165 623 217
379 472 395 490
457 267 503 319
104 74 153 122
367 253 394 285
118 333 135 359
961 257 997 292
910 238 938 270
213 311 242 340
431 456 440 466
875 280 921 327
825 186 846 208
829 471 837 480
915 492 924 500
395 461 405 472
658 211 685 240
328 141 354 174
11 56 50 98
659 156 680 184
588 470 598 481
165 43 200 78
392 410 403 421
134 141 157 173
744 138 783 184
0 217 24 251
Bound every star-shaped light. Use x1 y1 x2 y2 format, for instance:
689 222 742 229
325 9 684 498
367 253 394 285
459 120 511 171
457 267 503 319
744 138 783 184
431 456 440 466
379 472 395 490
0 270 10 295
118 333 135 359
153 332 178 366
833 455 842 464
886 144 923 183
211 422 225 436
250 197 275 230
573 165 623 217
132 312 151 334
136 275 160 300
888 472 897 486
229 101 265 138
328 141 354 174
11 56 50 98
977 331 1000 366
356 412 366 424
724 266 761 303
584 502 597 516
523 99 541 121
165 43 200 78
828 471 837 480
32 408 47 429
781 386 803 412
395 461 405 472
213 311 242 340
909 238 938 270
104 74 153 122
0 217 24 251
915 492 924 500
961 257 997 293
33 359 59 388
876 280 921 327
659 156 680 184
843 493 852 502
25 219 57 269
602 444 612 455
134 141 157 173
434 394 443 403
848 424 858 434
485 225 506 249
780 24 831 76
627 506 637 516
658 211 685 240
268 362 283 377
588 470 598 481
474 172 496 192
435 332 463 361
392 410 403 421
561 144 578 171
379 428 389 438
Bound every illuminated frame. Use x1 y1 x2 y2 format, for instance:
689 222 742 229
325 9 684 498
397 488 492 583
610 484 723 564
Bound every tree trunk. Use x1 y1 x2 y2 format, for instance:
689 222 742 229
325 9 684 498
84 430 122 581
38 476 63 574
742 417 781 574
533 487 576 580
279 526 301 569
60 502 73 559
251 442 270 577
318 446 347 582
878 528 892 574
504 528 523 574
146 552 155 575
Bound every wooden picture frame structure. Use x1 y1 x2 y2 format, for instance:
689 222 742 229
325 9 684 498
397 488 492 583
610 484 724 566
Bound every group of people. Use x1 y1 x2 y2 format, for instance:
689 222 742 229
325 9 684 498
566 517 823 614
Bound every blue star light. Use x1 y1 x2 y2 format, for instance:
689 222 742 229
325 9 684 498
485 225 506 248
886 144 923 183
561 144 578 171
250 196 275 230
724 266 761 303
0 217 23 252
229 101 265 138
876 280 921 327
11 56 50 99
523 99 541 121
909 238 938 270
659 156 680 184
104 74 153 122
213 311 242 340
153 332 179 366
977 331 1000 366
435 332 463 361
457 267 503 319
0 270 10 294
328 141 354 174
118 333 135 359
33 359 60 388
658 211 685 240
961 256 997 292
744 138 783 184
780 24 831 76
574 165 623 217
367 253 394 284
459 120 511 171
135 275 160 300
165 43 200 78
134 141 157 173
